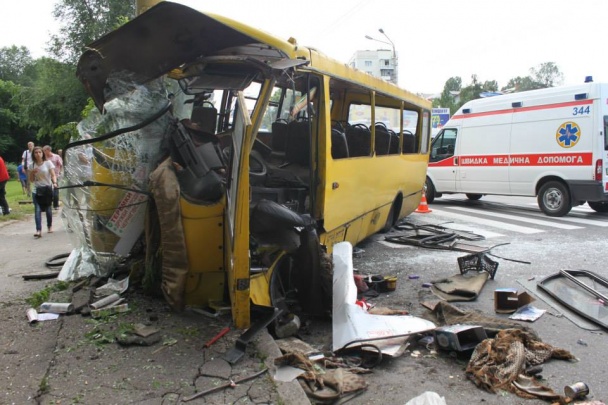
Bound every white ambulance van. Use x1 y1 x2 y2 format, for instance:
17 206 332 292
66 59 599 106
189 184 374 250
426 81 608 216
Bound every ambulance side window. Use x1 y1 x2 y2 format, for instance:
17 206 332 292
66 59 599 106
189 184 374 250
430 128 457 162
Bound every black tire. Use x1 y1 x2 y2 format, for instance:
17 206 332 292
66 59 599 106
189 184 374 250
466 193 483 201
538 181 571 216
424 178 436 204
381 201 396 233
588 201 608 213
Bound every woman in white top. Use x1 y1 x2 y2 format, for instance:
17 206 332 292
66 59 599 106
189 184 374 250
29 146 57 238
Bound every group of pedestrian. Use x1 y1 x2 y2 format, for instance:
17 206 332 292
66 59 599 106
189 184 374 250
0 141 64 238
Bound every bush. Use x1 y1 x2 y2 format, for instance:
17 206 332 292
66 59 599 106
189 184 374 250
6 162 18 179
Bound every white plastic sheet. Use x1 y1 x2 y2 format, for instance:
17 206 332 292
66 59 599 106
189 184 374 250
405 391 447 405
332 242 436 355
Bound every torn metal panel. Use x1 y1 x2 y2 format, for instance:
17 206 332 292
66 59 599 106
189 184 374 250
332 242 436 355
76 1 291 111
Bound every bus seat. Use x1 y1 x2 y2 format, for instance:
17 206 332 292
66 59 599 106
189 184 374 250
271 120 289 152
191 103 217 134
374 124 391 155
345 124 371 157
403 131 416 154
285 120 310 166
331 128 349 159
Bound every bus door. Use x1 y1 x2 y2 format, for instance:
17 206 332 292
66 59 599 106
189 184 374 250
224 92 253 329
429 128 458 192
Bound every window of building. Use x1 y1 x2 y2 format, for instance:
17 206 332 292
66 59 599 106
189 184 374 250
364 60 372 67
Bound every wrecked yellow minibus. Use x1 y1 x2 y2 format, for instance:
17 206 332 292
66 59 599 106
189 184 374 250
62 1 432 329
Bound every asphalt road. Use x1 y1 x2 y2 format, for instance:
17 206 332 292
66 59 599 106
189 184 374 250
3 196 607 404
316 194 608 405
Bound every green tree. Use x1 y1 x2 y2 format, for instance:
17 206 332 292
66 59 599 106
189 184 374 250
0 46 33 85
502 76 542 92
433 76 462 114
459 75 499 106
503 62 563 92
49 0 136 64
17 57 88 146
0 79 35 162
530 62 563 88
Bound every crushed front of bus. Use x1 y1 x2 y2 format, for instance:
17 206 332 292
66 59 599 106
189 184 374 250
65 1 330 329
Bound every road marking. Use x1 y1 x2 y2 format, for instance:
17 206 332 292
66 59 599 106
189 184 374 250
437 222 504 239
428 208 543 234
447 206 583 230
510 210 608 227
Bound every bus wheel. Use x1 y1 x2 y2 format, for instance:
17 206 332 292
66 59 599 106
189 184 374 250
538 181 571 216
381 197 401 233
425 178 436 204
588 201 608 213
466 194 483 201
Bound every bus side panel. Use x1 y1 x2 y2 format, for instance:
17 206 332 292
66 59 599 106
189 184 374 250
456 111 512 194
509 100 594 196
322 155 427 246
181 198 226 307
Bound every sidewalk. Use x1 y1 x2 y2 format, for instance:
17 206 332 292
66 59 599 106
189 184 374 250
0 213 309 404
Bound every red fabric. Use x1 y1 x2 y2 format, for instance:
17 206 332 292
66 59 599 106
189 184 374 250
0 157 9 182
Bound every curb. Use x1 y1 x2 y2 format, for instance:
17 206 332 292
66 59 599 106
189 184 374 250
257 329 311 405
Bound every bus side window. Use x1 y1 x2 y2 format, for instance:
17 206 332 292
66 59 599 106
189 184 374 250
345 124 371 157
374 123 391 155
403 130 416 154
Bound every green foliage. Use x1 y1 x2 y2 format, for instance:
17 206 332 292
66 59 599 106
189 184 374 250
85 321 134 346
0 79 22 157
0 46 33 84
502 62 563 92
531 62 563 88
458 74 499 107
16 58 88 143
49 0 136 64
5 162 17 179
39 375 50 394
53 122 79 148
502 76 543 92
434 77 461 114
438 62 564 115
26 281 70 308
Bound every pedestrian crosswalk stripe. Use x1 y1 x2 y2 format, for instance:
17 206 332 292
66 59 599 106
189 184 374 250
438 222 504 239
428 208 543 234
510 209 608 227
447 206 583 230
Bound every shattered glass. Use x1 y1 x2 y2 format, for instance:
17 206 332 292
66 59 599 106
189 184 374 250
60 73 174 279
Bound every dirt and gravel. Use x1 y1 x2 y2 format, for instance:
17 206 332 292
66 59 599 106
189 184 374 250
0 213 307 405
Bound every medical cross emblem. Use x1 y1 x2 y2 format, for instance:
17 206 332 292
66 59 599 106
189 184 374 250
556 122 580 148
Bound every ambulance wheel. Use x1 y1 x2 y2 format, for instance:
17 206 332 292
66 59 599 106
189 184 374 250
466 194 483 201
538 181 571 217
588 201 608 213
424 178 436 204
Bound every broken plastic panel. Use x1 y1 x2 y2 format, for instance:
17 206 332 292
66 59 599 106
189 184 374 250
60 74 173 279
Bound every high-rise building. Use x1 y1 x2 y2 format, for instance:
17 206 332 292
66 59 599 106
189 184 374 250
348 49 397 85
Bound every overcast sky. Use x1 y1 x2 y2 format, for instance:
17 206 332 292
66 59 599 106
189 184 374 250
1 0 606 94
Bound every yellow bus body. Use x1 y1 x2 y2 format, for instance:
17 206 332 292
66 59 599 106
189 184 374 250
75 1 431 328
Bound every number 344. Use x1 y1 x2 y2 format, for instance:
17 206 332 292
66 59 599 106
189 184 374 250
573 106 590 115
